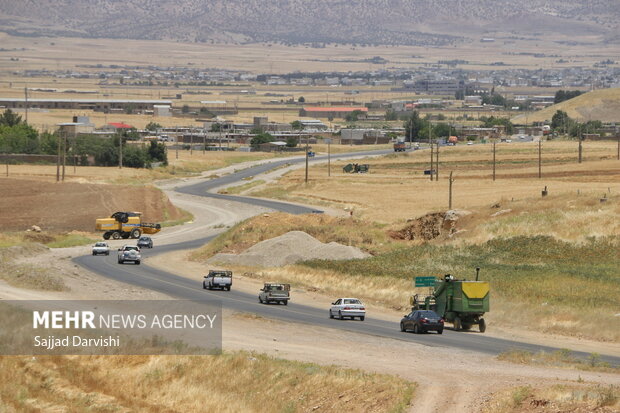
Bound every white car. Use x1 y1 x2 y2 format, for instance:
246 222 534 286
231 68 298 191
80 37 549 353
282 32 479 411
329 298 366 321
117 245 141 265
467 141 474 145
92 242 110 256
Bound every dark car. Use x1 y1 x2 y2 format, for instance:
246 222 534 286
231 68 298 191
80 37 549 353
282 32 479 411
137 236 153 249
400 310 444 334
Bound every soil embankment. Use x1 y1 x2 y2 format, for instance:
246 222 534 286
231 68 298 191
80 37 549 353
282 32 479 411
0 178 183 232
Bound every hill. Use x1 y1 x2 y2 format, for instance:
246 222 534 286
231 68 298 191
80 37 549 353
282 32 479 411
512 88 620 123
0 0 618 46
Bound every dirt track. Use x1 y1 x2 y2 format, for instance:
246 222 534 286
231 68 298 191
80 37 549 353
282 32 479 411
0 178 183 232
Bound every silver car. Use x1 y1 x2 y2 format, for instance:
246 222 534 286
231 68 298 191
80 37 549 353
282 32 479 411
329 298 365 321
92 242 110 256
117 245 141 265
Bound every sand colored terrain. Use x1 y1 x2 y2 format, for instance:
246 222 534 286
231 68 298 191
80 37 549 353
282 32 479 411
0 178 184 232
513 87 620 123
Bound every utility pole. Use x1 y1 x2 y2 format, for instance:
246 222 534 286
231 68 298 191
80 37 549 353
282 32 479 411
327 138 331 177
492 141 496 181
190 135 193 156
617 136 619 160
61 131 67 181
56 133 61 182
435 141 439 181
578 135 583 163
24 86 28 124
429 123 433 181
448 171 454 209
305 134 309 183
203 128 206 155
119 132 123 169
538 139 542 179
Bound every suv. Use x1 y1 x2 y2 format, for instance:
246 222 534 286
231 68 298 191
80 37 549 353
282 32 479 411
137 236 153 249
117 245 141 265
258 283 290 305
203 270 232 291
92 242 110 256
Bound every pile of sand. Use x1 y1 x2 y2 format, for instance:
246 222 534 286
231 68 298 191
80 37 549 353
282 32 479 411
209 231 370 267
389 209 472 241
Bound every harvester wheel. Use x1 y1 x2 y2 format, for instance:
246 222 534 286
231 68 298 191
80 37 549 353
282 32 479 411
479 318 486 333
454 317 462 331
130 228 141 239
103 232 111 240
111 232 121 240
121 232 130 239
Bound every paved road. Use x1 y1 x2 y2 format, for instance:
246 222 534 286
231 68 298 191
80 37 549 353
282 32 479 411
75 148 620 365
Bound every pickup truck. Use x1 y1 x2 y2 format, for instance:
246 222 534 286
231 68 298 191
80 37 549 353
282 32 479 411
117 245 141 265
203 270 232 291
258 283 290 305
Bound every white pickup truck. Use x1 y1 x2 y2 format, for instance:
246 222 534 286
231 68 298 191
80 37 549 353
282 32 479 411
203 270 232 291
117 245 141 265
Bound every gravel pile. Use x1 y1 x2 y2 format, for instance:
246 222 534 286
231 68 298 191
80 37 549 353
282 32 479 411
209 231 370 267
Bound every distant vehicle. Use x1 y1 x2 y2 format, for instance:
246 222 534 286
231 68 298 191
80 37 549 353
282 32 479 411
117 245 141 265
393 142 406 152
307 151 315 157
259 283 290 305
137 236 153 249
467 141 474 145
400 310 444 334
203 270 232 291
413 142 420 150
448 136 458 145
92 242 110 256
329 298 365 321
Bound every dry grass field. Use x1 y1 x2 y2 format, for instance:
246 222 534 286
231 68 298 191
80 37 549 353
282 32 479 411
250 141 620 224
0 353 414 412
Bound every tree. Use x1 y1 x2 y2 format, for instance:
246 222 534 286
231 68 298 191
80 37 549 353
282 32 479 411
403 111 425 141
551 110 571 133
250 132 274 150
0 109 23 127
39 132 58 155
432 123 452 138
145 122 162 131
480 116 514 135
0 123 39 153
148 140 168 165
210 123 222 132
182 105 190 114
286 136 298 147
554 90 583 104
345 110 364 122
290 120 303 130
385 109 398 121
298 96 305 103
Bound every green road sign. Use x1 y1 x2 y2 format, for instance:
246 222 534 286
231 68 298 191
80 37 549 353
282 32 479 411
415 276 436 287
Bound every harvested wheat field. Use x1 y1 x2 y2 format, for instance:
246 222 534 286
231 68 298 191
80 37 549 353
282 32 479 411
0 178 184 232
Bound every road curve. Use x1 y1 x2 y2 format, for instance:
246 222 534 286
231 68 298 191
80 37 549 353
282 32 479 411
75 149 620 365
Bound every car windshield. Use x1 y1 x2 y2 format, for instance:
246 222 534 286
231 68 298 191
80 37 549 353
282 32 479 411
343 299 361 305
418 311 439 318
124 246 139 251
139 237 149 241
95 243 107 247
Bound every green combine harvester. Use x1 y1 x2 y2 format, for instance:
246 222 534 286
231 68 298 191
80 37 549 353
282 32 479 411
411 268 490 332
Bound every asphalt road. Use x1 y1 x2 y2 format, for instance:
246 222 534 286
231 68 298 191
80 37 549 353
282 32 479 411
75 148 620 365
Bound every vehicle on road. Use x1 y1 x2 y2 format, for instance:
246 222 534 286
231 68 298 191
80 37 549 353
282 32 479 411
329 298 365 321
203 270 232 291
137 236 153 249
117 245 141 265
259 283 290 305
96 211 161 240
393 141 406 152
467 141 474 145
400 310 444 334
91 242 110 256
411 270 489 332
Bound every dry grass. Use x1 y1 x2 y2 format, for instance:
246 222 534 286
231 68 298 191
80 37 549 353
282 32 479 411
481 383 619 413
0 243 66 291
0 353 415 412
498 349 617 374
250 141 620 224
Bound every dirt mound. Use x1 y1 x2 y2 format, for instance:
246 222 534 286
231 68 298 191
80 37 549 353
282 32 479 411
0 178 183 232
209 231 370 267
389 210 471 241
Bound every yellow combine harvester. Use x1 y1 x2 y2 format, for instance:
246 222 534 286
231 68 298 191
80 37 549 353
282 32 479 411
95 211 161 240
